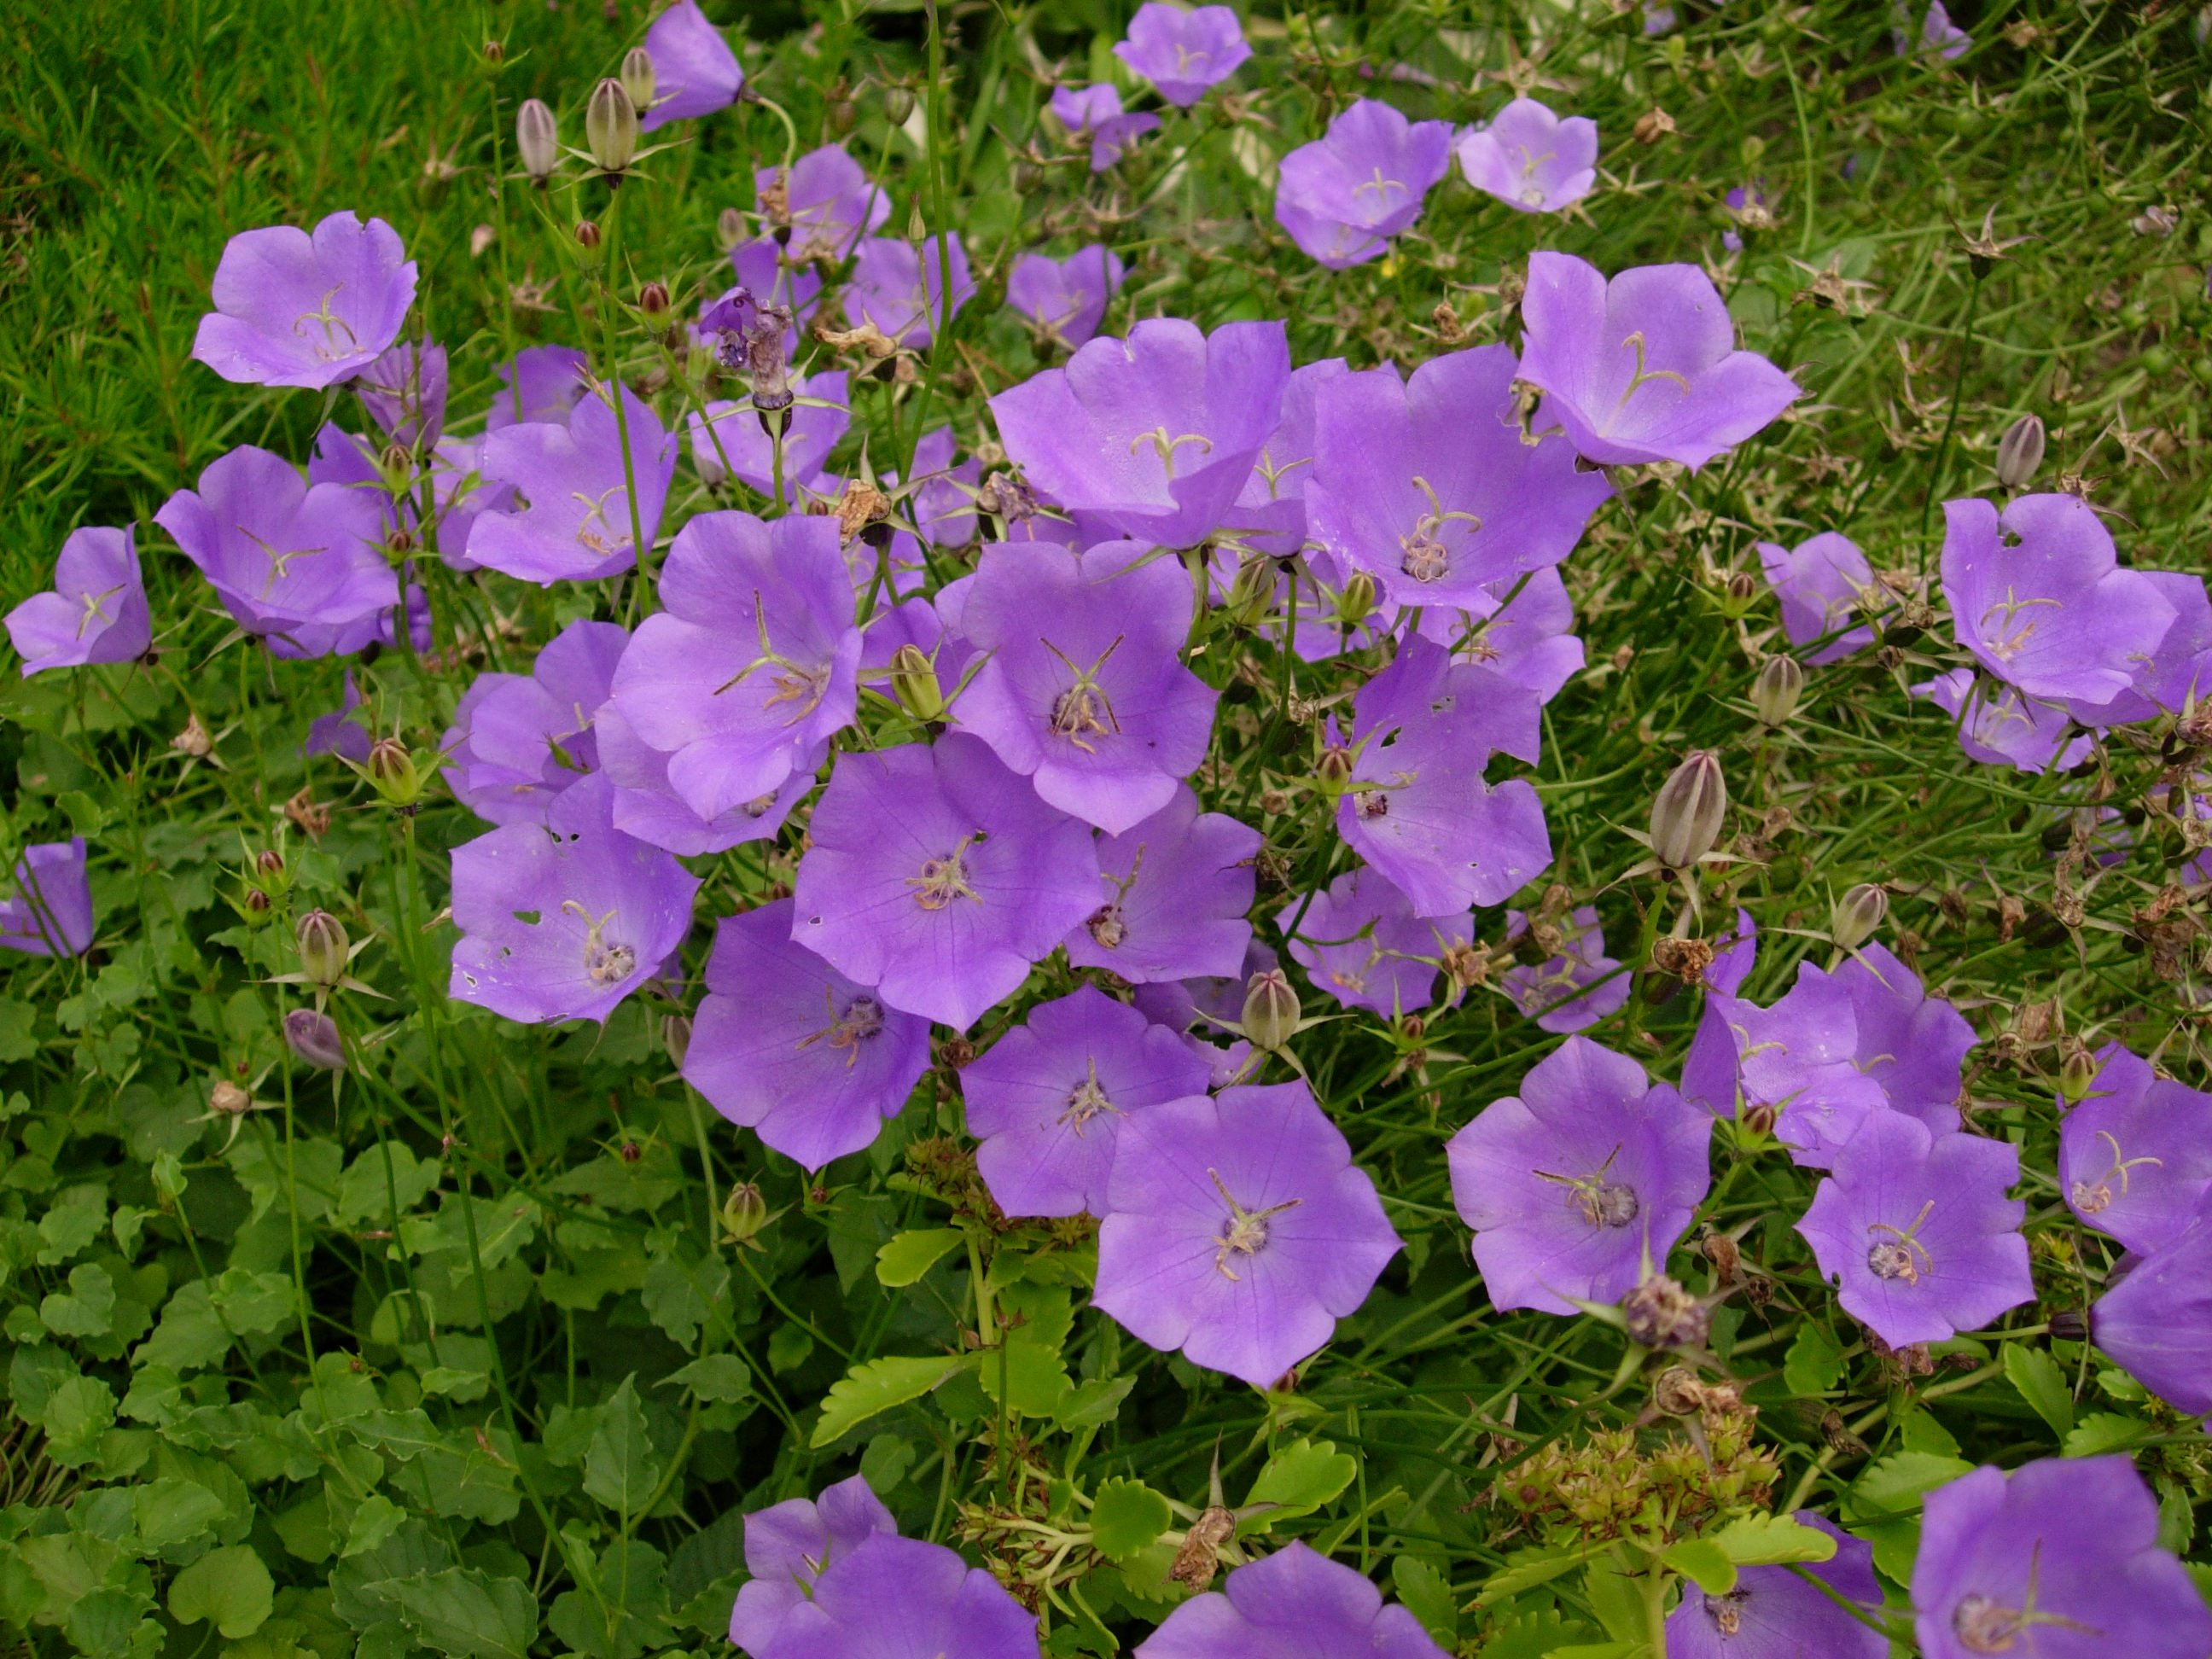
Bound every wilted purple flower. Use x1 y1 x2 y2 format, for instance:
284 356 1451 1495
1758 532 1883 664
1517 251 1802 470
154 445 396 659
1897 0 1970 61
1135 1541 1448 1659
951 540 1214 832
738 1533 1039 1659
689 369 850 497
0 840 94 958
6 526 151 674
760 144 891 265
1455 97 1598 214
1831 943 1974 1134
1114 3 1250 107
282 1007 346 1072
1062 786 1260 983
1337 636 1551 917
792 736 1097 1030
1307 346 1610 612
963 985 1211 1218
1095 1080 1400 1388
700 285 798 415
443 620 627 825
1048 84 1160 172
1666 1512 1884 1659
467 384 678 584
448 773 698 1025
1504 905 1627 1033
1005 247 1126 349
1274 98 1452 270
1797 1110 2029 1347
191 212 416 389
686 898 930 1170
2059 1043 2212 1254
842 235 974 351
639 0 742 130
1912 1458 2209 1659
355 340 447 450
727 1476 897 1656
304 669 373 763
992 317 1289 550
2092 1206 2212 1415
1721 180 1773 253
486 346 589 431
1446 1036 1712 1315
729 236 824 332
1912 668 2091 775
1281 866 1470 1017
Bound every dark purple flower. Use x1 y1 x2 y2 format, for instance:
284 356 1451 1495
0 840 94 958
1517 251 1802 470
1912 1458 2209 1659
639 0 742 130
2092 1206 2212 1415
1114 3 1250 107
485 346 589 431
1281 866 1470 1017
687 899 931 1170
700 284 799 414
727 1476 896 1656
1455 97 1598 215
1062 786 1260 983
154 445 397 659
1912 669 2091 774
1722 180 1773 253
1274 98 1452 270
283 1008 346 1072
760 144 890 265
1095 1080 1401 1388
1831 943 1974 1134
1504 905 1627 1033
991 318 1290 550
842 235 974 351
963 984 1211 1218
1307 345 1610 612
1666 1512 1884 1659
1797 1110 2029 1348
1135 1540 1447 1659
304 668 373 763
448 773 698 1025
1446 1035 1712 1315
191 212 416 389
2060 1042 2212 1254
740 1533 1039 1659
1005 247 1126 350
443 619 628 825
689 369 850 498
6 526 151 674
729 236 824 332
355 340 447 449
467 384 678 584
1758 532 1882 664
792 736 1098 1030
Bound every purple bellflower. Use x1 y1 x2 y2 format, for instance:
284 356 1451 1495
1273 98 1452 271
760 144 890 265
1455 97 1599 215
1913 668 2092 775
468 384 678 584
486 346 589 431
1114 3 1250 107
899 427 980 548
1450 567 1586 701
304 669 373 763
2091 1206 2212 1416
686 898 931 1171
639 0 742 130
990 317 1290 550
1897 1 1970 61
1134 1541 1449 1659
1005 247 1126 349
0 840 94 958
191 212 416 390
1912 1458 2210 1659
442 619 628 826
791 736 1099 1031
596 701 817 857
1517 250 1802 470
2091 568 2212 722
1758 532 1883 663
842 235 974 352
1095 1080 1401 1388
1234 357 1348 562
1665 1512 1885 1659
1504 905 1628 1033
1062 786 1260 984
1833 943 1974 1133
1048 84 1160 172
448 773 698 1025
2060 1042 2212 1254
740 1533 1040 1659
355 340 447 450
726 1476 896 1656
1796 1109 2030 1348
7 526 151 674
1279 866 1470 1017
963 984 1213 1218
688 370 849 498
1447 1036 1712 1316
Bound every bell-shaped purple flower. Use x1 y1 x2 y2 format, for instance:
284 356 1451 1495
727 1476 896 1656
304 668 373 763
2091 1206 2212 1415
1281 866 1470 1017
640 0 742 130
1232 358 1348 562
1050 84 1161 172
443 619 628 825
740 1533 1039 1659
467 384 678 584
596 704 817 857
963 984 1212 1218
686 899 931 1171
1114 3 1250 107
485 346 589 431
1517 250 1801 470
7 526 151 674
1274 98 1452 270
1833 943 1974 1132
1005 247 1126 350
356 340 447 450
1447 1036 1712 1316
191 212 416 389
842 235 974 352
1062 786 1260 983
1797 1110 2029 1348
1665 1511 1884 1659
1504 905 1627 1033
1912 1458 2210 1659
0 840 94 958
449 773 698 1025
1135 1540 1448 1659
792 736 1098 1030
154 445 397 659
1096 1080 1401 1388
689 370 849 498
952 540 1215 832
760 144 890 265
1758 532 1882 664
2060 1042 2212 1254
1912 668 2091 774
1452 567 1586 701
1307 346 1610 612
1457 97 1598 215
990 317 1290 550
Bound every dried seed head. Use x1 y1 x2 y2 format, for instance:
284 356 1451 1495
210 1080 254 1116
1623 1273 1709 1350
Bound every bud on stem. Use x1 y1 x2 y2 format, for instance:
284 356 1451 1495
888 643 946 723
515 98 559 181
1650 751 1727 870
619 46 657 115
585 77 640 173
295 911 351 988
1996 413 2046 489
1241 970 1300 1051
1752 655 1804 726
1831 883 1887 950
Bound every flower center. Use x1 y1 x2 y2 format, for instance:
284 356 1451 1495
1953 1595 2023 1652
1865 1200 1937 1284
1353 789 1390 819
1043 635 1126 753
1057 1060 1118 1136
1614 329 1694 411
908 835 982 911
563 901 636 985
1396 475 1481 585
1207 1167 1302 1283
1703 1591 1747 1638
1087 904 1126 948
1127 426 1214 483
2069 1128 2162 1216
1977 587 2063 661
1538 1148 1639 1230
570 484 633 557
798 989 885 1068
291 284 361 360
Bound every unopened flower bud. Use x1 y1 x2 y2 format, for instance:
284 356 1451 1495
515 97 558 180
1752 654 1804 726
1831 882 1887 949
1315 745 1353 791
470 223 497 259
1336 570 1377 627
721 1179 771 1244
1650 750 1727 870
883 84 917 125
716 206 747 250
366 737 423 806
483 38 505 65
255 848 286 882
210 1080 253 1116
620 46 656 115
661 1013 692 1068
638 280 670 318
1996 413 2046 489
888 643 946 723
575 219 603 253
295 910 350 988
2049 1308 2088 1343
283 1008 347 1071
244 888 272 923
1724 569 1758 607
828 96 858 135
1226 554 1276 626
1242 969 1300 1051
2058 1042 2101 1105
585 77 639 172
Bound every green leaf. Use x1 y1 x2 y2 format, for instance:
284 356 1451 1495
2063 1412 2147 1458
1581 1557 1645 1645
1709 1513 1839 1568
386 1569 538 1659
131 1478 226 1553
875 1228 965 1287
39 1263 117 1339
809 1353 975 1449
1662 1538 1737 1596
1474 1610 1598 1659
342 1495 408 1559
582 1377 664 1517
1476 1547 1585 1604
640 1249 729 1349
1090 1479 1171 1563
1243 1437 1357 1525
664 1355 753 1404
1391 1555 1458 1643
1052 1373 1135 1432
166 1545 273 1639
1843 1452 1975 1523
2002 1345 2074 1439
1782 1321 1845 1396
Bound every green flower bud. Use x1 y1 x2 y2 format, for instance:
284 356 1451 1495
585 77 639 173
661 1013 692 1068
516 97 558 181
1831 882 1887 949
889 643 946 723
620 46 657 116
2058 1042 2100 1105
884 84 917 125
1242 969 1300 1051
1226 553 1276 627
1315 744 1353 793
1752 654 1804 726
296 910 350 988
243 888 272 925
720 1180 771 1245
1336 570 1378 627
1996 412 2046 489
638 280 671 320
1650 750 1727 870
366 737 424 807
